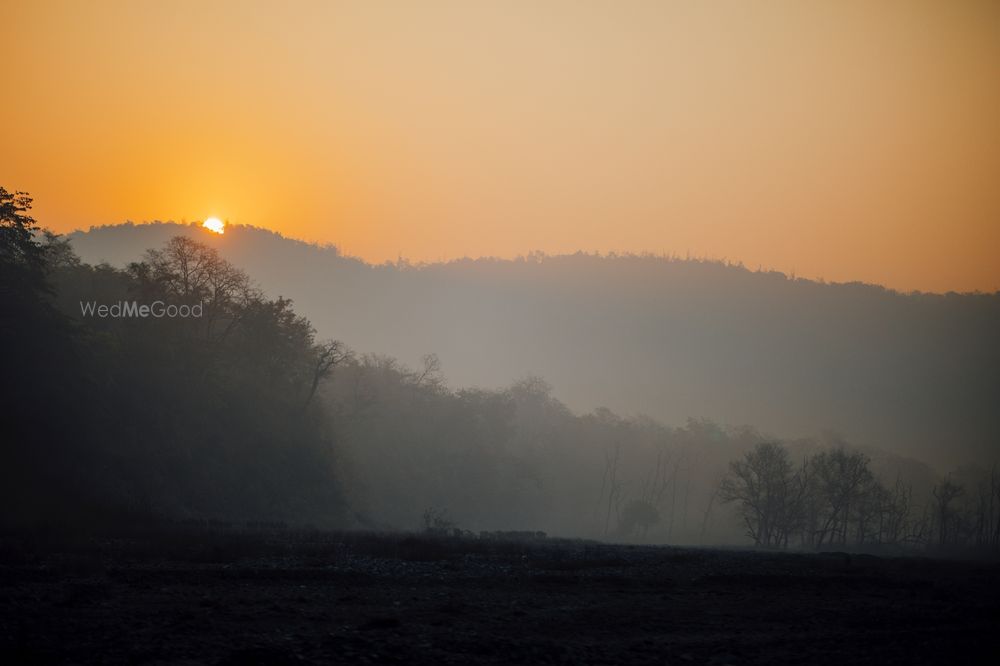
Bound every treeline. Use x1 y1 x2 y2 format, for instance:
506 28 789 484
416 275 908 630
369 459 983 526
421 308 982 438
2 188 345 528
4 188 996 553
0 187 767 540
68 221 1000 469
720 442 1000 552
320 363 763 540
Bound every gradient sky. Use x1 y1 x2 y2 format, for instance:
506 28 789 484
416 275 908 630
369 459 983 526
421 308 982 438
3 0 999 293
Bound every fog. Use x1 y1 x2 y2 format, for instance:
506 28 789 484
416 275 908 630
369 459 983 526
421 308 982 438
70 222 1000 470
6 193 1000 665
3 201 999 550
0 216 967 550
6 1 1000 658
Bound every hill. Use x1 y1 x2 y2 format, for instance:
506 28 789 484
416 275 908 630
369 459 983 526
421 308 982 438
66 222 1000 467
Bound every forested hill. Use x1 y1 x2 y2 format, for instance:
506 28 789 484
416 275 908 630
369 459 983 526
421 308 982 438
68 222 1000 467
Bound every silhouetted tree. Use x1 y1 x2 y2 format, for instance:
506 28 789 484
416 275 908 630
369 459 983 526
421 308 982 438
811 449 874 547
933 477 965 547
720 442 806 547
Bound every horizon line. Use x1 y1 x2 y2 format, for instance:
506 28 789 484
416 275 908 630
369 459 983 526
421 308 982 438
65 219 999 297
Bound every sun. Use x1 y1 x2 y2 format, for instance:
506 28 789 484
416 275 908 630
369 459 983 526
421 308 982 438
202 217 225 234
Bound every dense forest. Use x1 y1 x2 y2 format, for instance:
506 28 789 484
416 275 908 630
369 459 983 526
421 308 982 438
2 189 344 529
3 188 999 552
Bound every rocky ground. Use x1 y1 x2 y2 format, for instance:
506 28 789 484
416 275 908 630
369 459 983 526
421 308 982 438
1 530 998 665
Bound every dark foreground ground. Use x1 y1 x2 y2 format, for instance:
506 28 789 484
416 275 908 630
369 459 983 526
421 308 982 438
1 530 999 665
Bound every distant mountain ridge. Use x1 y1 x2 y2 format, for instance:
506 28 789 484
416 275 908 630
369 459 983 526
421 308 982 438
66 222 1000 467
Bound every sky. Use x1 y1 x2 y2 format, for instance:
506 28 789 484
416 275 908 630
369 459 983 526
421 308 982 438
3 0 999 293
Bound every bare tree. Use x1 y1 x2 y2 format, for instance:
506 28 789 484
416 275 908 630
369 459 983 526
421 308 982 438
617 499 660 540
304 340 352 408
720 442 804 548
132 235 257 345
598 441 625 537
412 353 443 390
932 477 965 547
811 449 873 547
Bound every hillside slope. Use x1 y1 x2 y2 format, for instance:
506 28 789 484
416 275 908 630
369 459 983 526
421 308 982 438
66 222 1000 467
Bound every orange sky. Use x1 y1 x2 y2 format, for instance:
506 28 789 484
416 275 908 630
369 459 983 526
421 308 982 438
3 0 999 293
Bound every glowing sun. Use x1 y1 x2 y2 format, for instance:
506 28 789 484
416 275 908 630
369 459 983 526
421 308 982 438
202 217 225 234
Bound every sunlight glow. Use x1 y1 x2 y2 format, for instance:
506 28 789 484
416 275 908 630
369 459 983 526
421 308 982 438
202 217 225 234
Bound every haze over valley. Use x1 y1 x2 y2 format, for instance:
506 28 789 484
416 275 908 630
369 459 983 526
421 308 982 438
4 1 1000 662
69 221 1000 470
